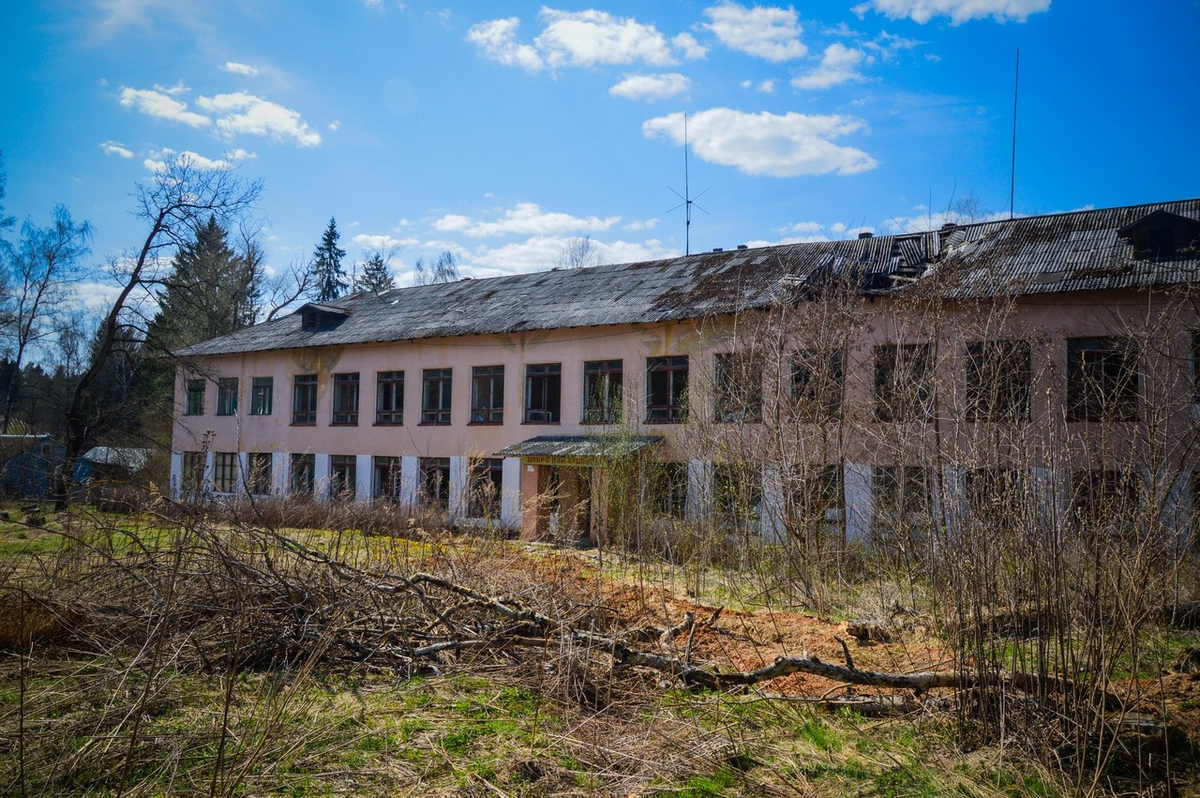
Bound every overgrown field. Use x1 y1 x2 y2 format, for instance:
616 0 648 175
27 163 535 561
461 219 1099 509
1 500 1198 796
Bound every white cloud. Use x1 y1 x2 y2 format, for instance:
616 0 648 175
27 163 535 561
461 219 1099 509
457 235 675 277
222 61 258 76
433 202 620 238
329 120 341 131
467 17 545 71
643 108 878 177
352 233 418 250
142 148 233 173
99 140 134 158
468 9 701 72
195 92 321 146
119 87 210 127
853 0 1051 24
610 73 690 101
624 218 659 231
792 43 867 90
536 8 677 68
702 2 806 62
672 32 708 60
225 148 257 160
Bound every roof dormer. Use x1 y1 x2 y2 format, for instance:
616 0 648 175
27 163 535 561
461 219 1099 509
1118 210 1200 260
295 303 350 331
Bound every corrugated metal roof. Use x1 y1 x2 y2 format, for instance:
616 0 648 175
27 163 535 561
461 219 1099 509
183 198 1200 357
495 435 663 460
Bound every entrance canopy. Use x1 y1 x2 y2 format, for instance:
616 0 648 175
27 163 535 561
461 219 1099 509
495 434 663 464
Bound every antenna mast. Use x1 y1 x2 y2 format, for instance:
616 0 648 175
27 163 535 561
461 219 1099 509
1010 49 1019 220
667 112 709 256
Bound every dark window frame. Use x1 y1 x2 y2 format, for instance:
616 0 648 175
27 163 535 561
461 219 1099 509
213 452 238 493
421 368 453 425
965 340 1031 423
1066 336 1138 422
874 343 934 422
375 371 405 425
329 454 357 499
216 377 238 417
373 455 403 500
250 376 273 416
650 461 688 518
420 457 451 509
583 359 623 424
524 363 562 424
184 379 205 416
471 365 505 424
290 453 315 495
182 451 205 493
714 352 763 424
331 372 360 426
469 458 503 517
646 355 688 423
792 349 844 420
292 374 318 425
247 452 273 496
712 463 761 530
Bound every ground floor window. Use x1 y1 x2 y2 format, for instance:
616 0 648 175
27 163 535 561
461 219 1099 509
182 451 205 493
650 461 688 518
374 456 402 500
213 452 238 493
247 452 273 496
330 455 357 499
712 463 761 531
291 454 315 495
420 457 451 510
469 458 503 518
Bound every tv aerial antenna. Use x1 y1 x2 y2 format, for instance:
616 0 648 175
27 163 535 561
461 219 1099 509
667 113 710 256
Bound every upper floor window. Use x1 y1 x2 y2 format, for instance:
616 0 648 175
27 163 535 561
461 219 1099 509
250 377 273 416
421 368 452 425
1066 336 1138 422
646 356 688 423
583 359 622 424
714 352 762 423
965 340 1030 422
376 371 404 425
332 372 360 425
216 377 238 416
874 344 934 422
524 363 561 423
471 365 505 424
184 379 205 416
292 374 318 425
793 349 844 420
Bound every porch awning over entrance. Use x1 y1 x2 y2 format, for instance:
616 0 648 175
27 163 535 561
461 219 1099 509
495 434 663 461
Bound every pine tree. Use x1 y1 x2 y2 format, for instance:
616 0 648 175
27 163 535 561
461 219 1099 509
353 251 395 294
312 217 348 302
145 215 259 351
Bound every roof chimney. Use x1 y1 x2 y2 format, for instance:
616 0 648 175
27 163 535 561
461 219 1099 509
712 247 724 252
858 231 873 240
736 244 748 250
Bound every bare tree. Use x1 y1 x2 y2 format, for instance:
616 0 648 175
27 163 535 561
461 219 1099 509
555 235 600 270
414 249 459 285
263 257 317 321
2 206 92 432
53 157 260 509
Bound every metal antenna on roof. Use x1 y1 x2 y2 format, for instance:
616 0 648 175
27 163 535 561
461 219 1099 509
667 113 709 256
1010 49 1020 220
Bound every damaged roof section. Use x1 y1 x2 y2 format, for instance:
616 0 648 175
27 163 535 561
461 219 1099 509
183 198 1200 357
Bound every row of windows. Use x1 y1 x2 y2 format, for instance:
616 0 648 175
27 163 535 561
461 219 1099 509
182 452 506 518
182 335 1146 427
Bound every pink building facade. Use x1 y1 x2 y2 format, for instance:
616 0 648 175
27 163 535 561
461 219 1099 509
171 200 1200 541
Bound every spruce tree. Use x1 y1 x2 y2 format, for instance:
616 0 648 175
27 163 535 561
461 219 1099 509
353 251 395 294
312 217 348 302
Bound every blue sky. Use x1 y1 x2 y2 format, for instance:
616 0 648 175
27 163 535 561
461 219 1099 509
2 0 1198 307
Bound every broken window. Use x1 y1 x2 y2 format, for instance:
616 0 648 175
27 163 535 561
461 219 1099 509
714 352 762 423
712 463 761 531
331 372 359 425
329 455 357 499
247 452 273 496
965 340 1030 422
524 363 561 423
421 368 452 425
792 349 844 420
213 452 238 493
420 457 451 509
471 365 504 424
292 374 318 425
184 379 205 416
216 377 238 416
469 458 503 518
1066 337 1138 422
646 355 688 423
250 377 273 416
874 344 934 422
583 359 623 424
182 451 205 493
649 461 688 518
373 456 403 500
376 371 404 425
290 453 315 495
873 466 935 536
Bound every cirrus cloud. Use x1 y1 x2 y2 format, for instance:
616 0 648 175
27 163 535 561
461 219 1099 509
643 108 878 177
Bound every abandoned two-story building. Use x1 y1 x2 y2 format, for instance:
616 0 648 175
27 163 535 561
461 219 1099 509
171 199 1200 542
